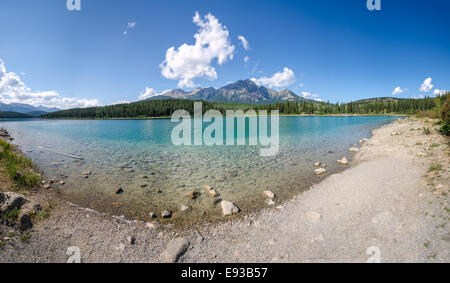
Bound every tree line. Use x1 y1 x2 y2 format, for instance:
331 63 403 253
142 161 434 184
42 94 448 119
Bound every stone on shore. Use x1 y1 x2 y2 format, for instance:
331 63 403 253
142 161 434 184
265 199 275 206
314 168 327 175
314 162 321 167
116 188 124 194
306 211 322 224
18 212 33 231
337 157 349 165
161 238 190 263
0 192 26 212
82 170 91 176
349 147 360 152
149 212 156 218
221 200 240 216
263 191 275 199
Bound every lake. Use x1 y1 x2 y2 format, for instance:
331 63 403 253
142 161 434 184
0 116 399 224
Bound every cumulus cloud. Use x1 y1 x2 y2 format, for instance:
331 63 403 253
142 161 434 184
392 86 406 95
420 78 433 92
433 89 447 96
251 67 296 89
138 87 170 100
160 12 235 88
238 35 250 50
300 91 322 102
0 59 99 109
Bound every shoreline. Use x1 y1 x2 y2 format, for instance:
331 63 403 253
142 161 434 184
1 117 448 262
0 116 396 228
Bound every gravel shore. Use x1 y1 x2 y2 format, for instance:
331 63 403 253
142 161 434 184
1 117 448 263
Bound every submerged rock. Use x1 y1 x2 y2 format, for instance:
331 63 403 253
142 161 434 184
185 190 200 200
314 168 327 175
349 147 360 153
221 200 240 216
161 210 172 218
263 191 275 199
337 157 349 165
161 237 190 263
180 205 191 212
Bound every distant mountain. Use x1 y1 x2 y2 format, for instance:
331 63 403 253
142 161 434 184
149 80 318 104
0 102 60 114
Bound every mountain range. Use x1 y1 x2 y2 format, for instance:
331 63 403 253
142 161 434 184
0 102 60 117
149 79 319 104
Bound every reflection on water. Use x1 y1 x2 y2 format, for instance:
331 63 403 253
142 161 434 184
0 116 398 224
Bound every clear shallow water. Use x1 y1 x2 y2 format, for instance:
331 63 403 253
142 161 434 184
0 116 399 224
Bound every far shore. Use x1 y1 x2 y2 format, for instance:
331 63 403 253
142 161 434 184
33 113 409 121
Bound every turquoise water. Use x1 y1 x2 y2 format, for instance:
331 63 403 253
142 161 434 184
0 116 399 223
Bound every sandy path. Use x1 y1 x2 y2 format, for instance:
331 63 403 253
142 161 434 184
1 117 448 263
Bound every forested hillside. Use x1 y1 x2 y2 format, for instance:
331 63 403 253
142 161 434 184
42 94 448 119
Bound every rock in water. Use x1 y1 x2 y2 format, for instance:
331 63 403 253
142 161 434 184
263 191 275 199
185 190 200 200
161 210 172 218
221 200 240 216
314 162 321 167
314 168 327 175
337 157 349 165
349 147 360 152
0 192 26 212
161 238 190 263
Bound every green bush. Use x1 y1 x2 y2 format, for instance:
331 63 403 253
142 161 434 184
440 93 450 136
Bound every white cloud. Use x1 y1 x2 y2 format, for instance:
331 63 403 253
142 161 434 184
300 91 322 101
0 59 99 109
123 22 137 35
138 87 170 100
238 35 250 50
244 56 250 63
392 86 406 95
111 100 130 105
160 12 235 88
420 78 433 92
433 89 447 96
251 67 296 88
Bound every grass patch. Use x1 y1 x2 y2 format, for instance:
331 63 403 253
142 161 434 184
423 127 432 135
20 232 31 242
5 208 20 222
0 139 41 190
423 241 430 248
415 142 423 146
0 240 4 249
31 200 56 222
430 143 440 148
428 163 443 172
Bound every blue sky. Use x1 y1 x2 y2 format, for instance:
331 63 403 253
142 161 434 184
0 0 449 108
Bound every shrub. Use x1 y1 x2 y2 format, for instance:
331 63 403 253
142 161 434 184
440 93 450 136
